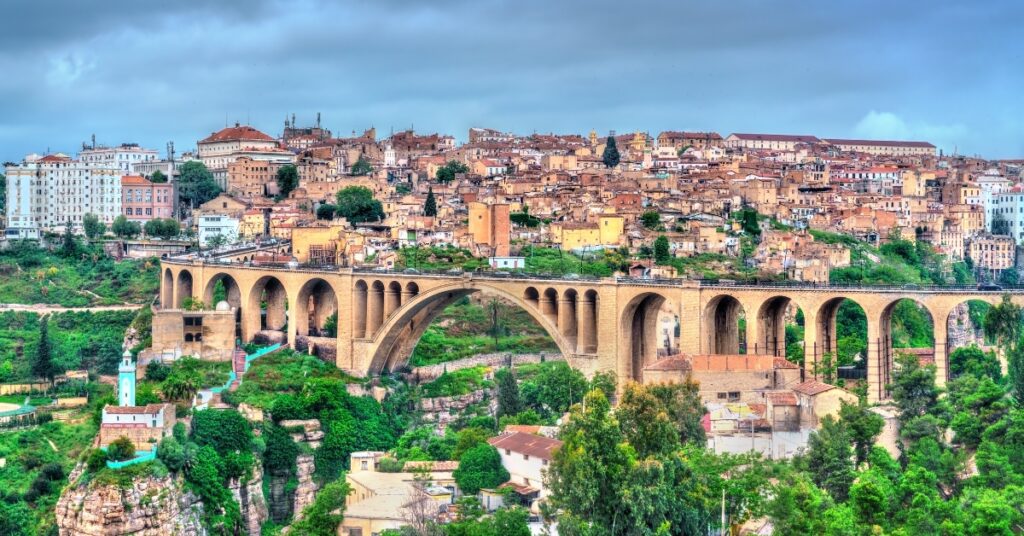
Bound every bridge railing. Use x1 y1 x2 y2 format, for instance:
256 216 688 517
161 256 1023 292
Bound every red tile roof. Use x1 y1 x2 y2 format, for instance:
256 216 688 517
730 133 821 143
105 403 167 415
488 431 562 461
792 380 836 396
200 124 275 144
824 138 935 148
765 391 799 406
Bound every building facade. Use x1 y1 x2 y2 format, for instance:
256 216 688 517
79 143 160 173
121 175 175 222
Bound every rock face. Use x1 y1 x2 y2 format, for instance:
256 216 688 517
55 467 206 536
229 462 269 536
291 454 318 522
948 302 985 349
419 388 496 428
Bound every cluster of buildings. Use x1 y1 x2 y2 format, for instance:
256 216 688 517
6 119 1024 279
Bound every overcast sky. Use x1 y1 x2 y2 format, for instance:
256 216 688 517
2 0 1022 162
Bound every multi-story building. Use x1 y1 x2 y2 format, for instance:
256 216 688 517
657 131 723 150
968 233 1015 271
121 175 175 222
823 138 936 157
197 123 294 189
4 153 124 237
468 202 511 256
724 133 821 151
226 156 283 198
79 143 159 173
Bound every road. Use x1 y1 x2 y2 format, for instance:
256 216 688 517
0 303 144 314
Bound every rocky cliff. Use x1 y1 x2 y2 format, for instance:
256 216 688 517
55 466 206 536
229 462 269 535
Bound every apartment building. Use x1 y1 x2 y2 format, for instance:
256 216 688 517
121 175 175 222
824 138 936 157
197 123 295 189
79 143 160 173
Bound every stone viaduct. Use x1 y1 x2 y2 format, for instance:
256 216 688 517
159 257 1017 403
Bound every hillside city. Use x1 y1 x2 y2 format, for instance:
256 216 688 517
0 118 1022 536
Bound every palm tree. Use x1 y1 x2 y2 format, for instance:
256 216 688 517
161 370 200 403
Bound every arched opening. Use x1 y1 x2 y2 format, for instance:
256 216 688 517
203 273 243 339
297 278 338 338
946 299 999 380
540 288 559 324
880 298 934 399
560 289 579 347
524 287 540 309
385 281 403 318
367 280 386 337
755 296 806 363
405 282 420 298
246 275 288 343
353 280 368 338
620 292 674 382
162 269 174 308
371 286 563 374
703 295 746 354
175 270 194 309
579 290 599 354
814 297 868 383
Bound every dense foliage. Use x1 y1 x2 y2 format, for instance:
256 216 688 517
0 310 136 381
0 241 159 306
335 185 385 223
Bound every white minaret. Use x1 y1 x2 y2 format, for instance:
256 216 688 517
117 350 136 407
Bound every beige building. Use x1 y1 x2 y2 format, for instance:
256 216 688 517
724 133 820 151
643 354 802 403
468 202 511 256
197 124 295 189
969 233 1015 270
341 452 456 536
791 380 858 428
824 138 937 157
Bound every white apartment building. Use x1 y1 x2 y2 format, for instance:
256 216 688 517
724 133 821 151
823 138 937 157
981 169 1014 231
79 143 159 173
987 187 1024 240
4 153 124 237
198 214 240 246
197 124 294 189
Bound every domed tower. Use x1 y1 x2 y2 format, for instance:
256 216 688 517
589 130 598 147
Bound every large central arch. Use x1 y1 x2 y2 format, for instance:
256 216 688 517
619 292 674 382
363 281 577 375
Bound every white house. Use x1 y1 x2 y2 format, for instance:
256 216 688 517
198 214 240 246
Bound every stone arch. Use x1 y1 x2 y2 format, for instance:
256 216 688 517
366 280 386 338
353 280 368 338
703 294 746 354
524 287 540 308
620 291 673 382
541 288 559 324
878 297 935 399
245 275 288 342
812 296 869 380
560 289 579 347
202 273 242 309
175 270 194 308
162 268 174 308
386 281 403 318
579 289 599 354
365 282 576 375
296 278 338 337
755 295 806 358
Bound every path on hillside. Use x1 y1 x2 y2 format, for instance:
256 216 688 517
0 303 143 314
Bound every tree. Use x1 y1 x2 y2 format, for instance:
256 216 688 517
653 235 670 263
615 382 679 458
60 226 78 257
983 294 1022 350
82 213 105 240
111 215 141 238
424 187 437 217
161 367 200 403
436 160 469 183
602 136 620 168
949 345 1002 381
177 161 221 208
767 473 831 535
157 436 186 472
107 436 136 461
191 408 253 455
889 351 942 425
350 155 373 176
336 186 385 223
316 203 336 220
495 368 523 419
145 218 180 240
838 400 885 465
290 479 352 536
276 164 299 199
150 170 168 184
454 444 509 495
33 316 56 385
805 415 856 501
640 210 660 230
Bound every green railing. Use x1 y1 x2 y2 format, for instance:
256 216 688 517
105 447 158 469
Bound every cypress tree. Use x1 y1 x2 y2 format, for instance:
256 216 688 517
33 316 55 385
602 136 620 168
424 187 437 217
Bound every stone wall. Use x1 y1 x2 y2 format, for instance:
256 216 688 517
294 335 338 364
419 388 495 428
409 352 564 381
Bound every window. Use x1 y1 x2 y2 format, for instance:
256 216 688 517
523 454 529 461
361 460 368 470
